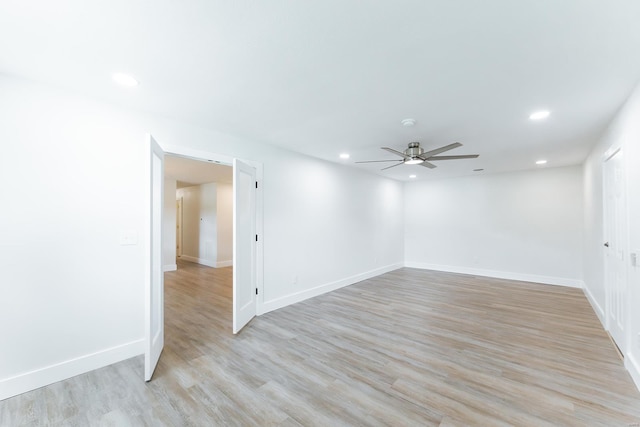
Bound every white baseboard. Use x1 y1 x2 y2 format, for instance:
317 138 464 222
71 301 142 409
163 264 177 272
404 262 584 288
260 262 403 315
626 351 640 393
215 260 232 268
0 339 144 401
180 255 215 268
582 283 605 325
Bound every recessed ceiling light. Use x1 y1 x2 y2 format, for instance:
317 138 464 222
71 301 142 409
536 160 547 165
112 72 139 87
339 153 350 159
409 174 417 178
529 110 550 120
401 119 416 127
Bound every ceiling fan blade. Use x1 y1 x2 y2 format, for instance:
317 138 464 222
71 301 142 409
419 161 437 169
421 142 463 158
381 162 405 171
354 159 404 163
427 154 479 160
381 147 407 158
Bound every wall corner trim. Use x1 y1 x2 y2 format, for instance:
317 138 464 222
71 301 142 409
404 262 584 288
215 260 233 268
179 255 215 268
626 352 640 393
0 339 144 401
582 283 605 325
163 264 177 272
259 263 404 315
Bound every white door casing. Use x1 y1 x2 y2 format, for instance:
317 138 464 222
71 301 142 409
233 158 257 333
176 197 183 257
604 147 628 353
145 134 165 381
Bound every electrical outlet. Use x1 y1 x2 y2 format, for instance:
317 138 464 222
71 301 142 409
631 251 639 268
119 230 138 246
292 275 298 285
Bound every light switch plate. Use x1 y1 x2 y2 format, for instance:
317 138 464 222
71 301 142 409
119 230 138 246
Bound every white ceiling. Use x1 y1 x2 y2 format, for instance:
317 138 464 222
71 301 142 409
165 155 232 187
1 0 639 181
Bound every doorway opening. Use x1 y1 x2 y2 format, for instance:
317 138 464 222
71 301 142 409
145 135 263 381
164 155 234 271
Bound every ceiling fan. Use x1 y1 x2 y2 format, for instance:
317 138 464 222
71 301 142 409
355 142 479 170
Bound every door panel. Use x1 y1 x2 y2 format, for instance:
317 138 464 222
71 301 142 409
145 135 164 381
233 159 256 333
604 148 627 352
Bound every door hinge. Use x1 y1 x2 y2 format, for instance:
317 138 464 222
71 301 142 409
255 181 258 189
256 234 258 242
256 288 258 295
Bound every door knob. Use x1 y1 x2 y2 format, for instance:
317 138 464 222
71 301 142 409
604 242 609 247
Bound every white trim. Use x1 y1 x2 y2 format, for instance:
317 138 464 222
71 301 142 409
583 283 605 325
0 339 144 401
215 260 232 268
260 263 403 314
179 255 215 267
163 264 177 272
404 262 584 288
162 144 234 166
626 352 640 392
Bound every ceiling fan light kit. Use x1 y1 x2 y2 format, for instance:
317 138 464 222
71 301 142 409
405 158 424 165
355 141 479 171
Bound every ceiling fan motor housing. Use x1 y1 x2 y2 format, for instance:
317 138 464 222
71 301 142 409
405 142 424 158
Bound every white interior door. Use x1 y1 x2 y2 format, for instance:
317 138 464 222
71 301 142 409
145 134 164 380
233 158 256 334
604 147 627 353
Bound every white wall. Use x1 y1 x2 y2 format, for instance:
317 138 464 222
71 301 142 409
199 183 217 266
583 80 640 390
177 184 217 267
216 183 233 267
177 182 232 268
0 77 146 400
0 74 404 400
404 166 584 287
263 162 404 307
582 143 606 319
163 178 177 271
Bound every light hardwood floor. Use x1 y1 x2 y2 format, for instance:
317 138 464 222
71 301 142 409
2 260 640 426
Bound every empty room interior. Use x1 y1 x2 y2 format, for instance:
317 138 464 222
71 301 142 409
2 1 640 425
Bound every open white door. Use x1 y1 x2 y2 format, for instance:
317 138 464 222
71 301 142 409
233 158 257 334
604 147 627 353
145 134 164 380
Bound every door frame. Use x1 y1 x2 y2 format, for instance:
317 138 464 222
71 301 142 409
160 143 265 314
176 197 183 258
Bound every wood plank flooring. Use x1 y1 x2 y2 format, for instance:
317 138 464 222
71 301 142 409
2 260 640 426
